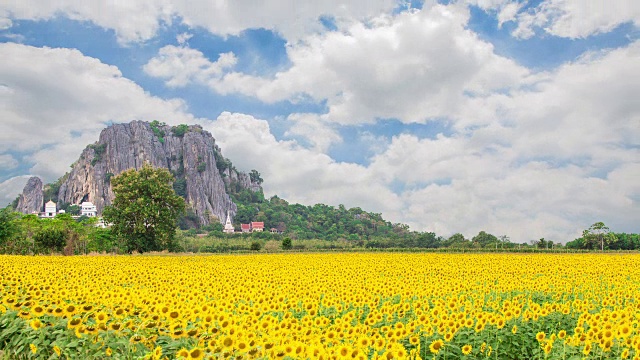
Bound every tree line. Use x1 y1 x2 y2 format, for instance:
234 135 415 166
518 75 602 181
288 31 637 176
2 164 637 254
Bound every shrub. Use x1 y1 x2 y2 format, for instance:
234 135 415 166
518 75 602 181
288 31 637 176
282 237 292 250
250 241 262 251
172 124 189 137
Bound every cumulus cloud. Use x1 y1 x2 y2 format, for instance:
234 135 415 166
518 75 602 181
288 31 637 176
284 113 342 153
205 41 639 243
207 112 402 214
146 3 530 125
143 46 237 88
0 154 18 170
0 0 395 44
513 0 640 39
0 43 199 182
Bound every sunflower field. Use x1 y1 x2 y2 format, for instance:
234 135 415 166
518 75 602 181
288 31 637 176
1 253 639 359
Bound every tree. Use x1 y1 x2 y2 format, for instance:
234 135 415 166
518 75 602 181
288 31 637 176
0 207 19 249
472 231 498 248
103 164 185 253
582 222 616 251
282 237 292 250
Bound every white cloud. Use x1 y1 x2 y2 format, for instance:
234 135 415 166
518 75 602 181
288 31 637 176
0 43 199 181
0 0 395 44
0 175 31 208
284 113 342 153
206 40 639 243
0 154 18 170
0 17 11 30
176 32 192 45
207 112 402 213
143 45 237 88
147 4 530 125
513 0 640 39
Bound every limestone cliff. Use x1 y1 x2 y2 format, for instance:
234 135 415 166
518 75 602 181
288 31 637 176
55 120 261 225
16 177 44 214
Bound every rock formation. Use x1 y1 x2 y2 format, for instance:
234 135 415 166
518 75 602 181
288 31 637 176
54 120 260 225
16 176 44 214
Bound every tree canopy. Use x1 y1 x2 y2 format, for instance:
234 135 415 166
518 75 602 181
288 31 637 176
103 164 185 253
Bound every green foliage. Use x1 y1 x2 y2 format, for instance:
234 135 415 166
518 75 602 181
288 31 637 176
149 120 166 143
86 228 117 253
177 208 199 230
250 241 262 251
42 173 69 203
88 143 107 166
0 208 19 248
214 150 232 173
197 161 206 172
582 221 616 250
33 226 66 252
105 172 114 184
249 169 263 184
173 177 187 197
171 124 190 137
103 164 185 253
472 231 499 248
282 237 292 250
10 196 19 210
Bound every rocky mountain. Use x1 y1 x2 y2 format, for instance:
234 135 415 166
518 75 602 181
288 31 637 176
15 177 44 214
17 120 261 225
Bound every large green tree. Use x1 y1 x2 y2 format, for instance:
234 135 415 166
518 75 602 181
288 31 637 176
103 164 185 253
582 222 616 251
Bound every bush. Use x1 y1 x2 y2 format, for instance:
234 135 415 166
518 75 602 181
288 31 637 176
282 237 292 250
250 241 262 251
172 124 189 137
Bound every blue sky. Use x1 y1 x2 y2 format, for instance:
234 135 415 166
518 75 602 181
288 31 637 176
1 0 638 242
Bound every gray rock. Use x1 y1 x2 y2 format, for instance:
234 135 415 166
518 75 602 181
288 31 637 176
55 120 261 225
16 177 44 214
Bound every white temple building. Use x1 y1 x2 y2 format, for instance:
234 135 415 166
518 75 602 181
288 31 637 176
44 200 57 218
80 202 97 217
39 200 65 218
223 211 235 234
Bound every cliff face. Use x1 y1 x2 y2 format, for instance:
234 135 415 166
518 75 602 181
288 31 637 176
56 121 261 225
16 177 44 214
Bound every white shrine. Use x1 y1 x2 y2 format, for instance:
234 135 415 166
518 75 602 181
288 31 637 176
80 202 97 217
223 211 235 234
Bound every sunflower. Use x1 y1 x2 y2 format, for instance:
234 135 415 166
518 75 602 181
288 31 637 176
582 342 592 355
151 346 162 359
53 345 61 356
31 305 45 317
558 330 567 339
188 347 204 359
409 335 419 345
221 335 234 350
29 318 43 330
29 344 37 354
129 334 144 344
95 311 109 324
105 347 113 357
64 304 77 317
176 348 189 358
429 339 444 354
67 317 82 329
461 344 472 355
536 331 546 342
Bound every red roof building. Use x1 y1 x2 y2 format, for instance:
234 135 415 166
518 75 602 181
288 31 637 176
251 222 264 232
240 224 251 233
